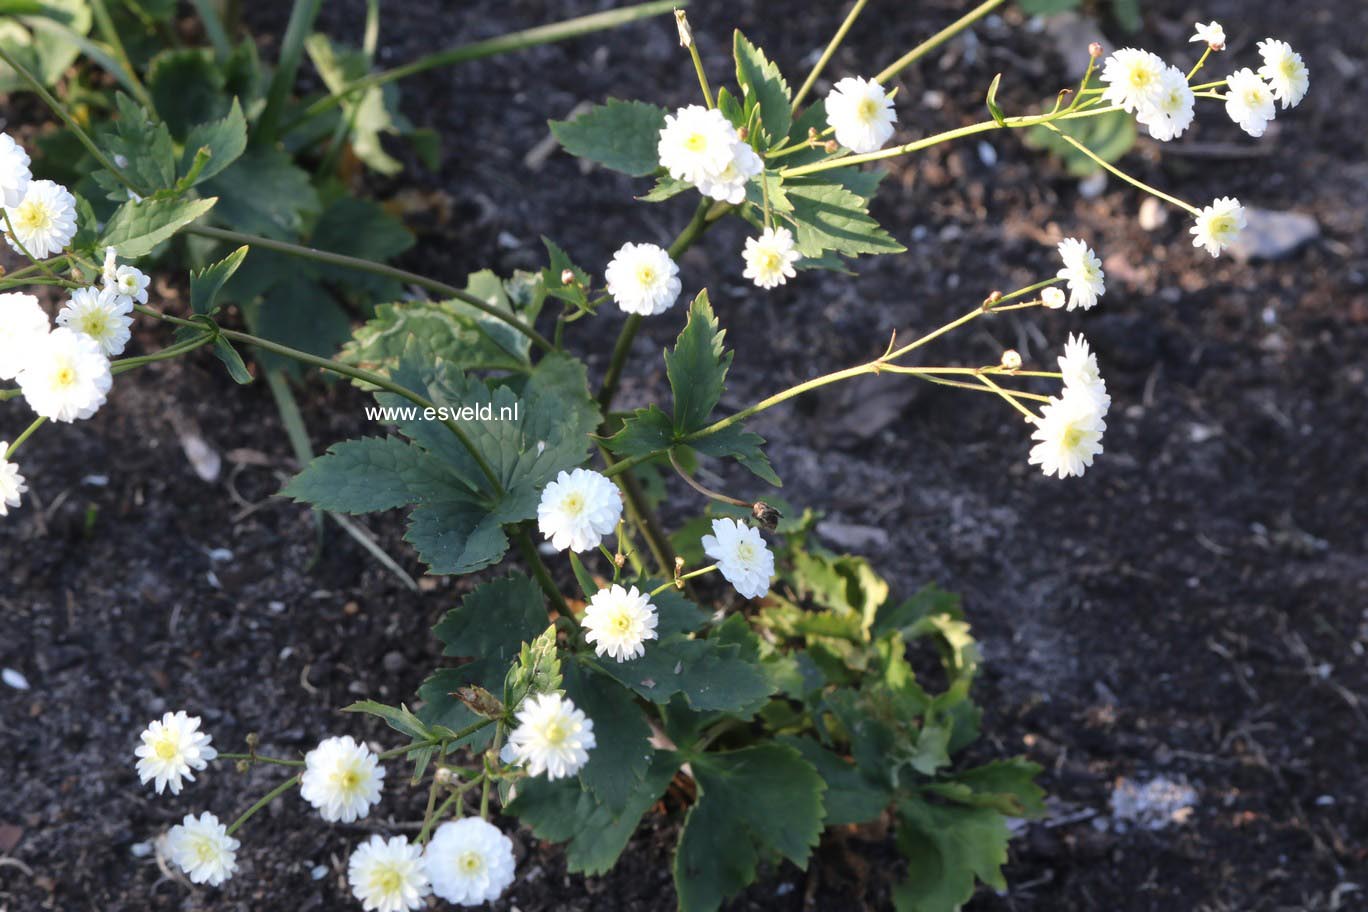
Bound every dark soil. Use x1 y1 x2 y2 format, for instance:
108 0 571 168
3 1 1366 911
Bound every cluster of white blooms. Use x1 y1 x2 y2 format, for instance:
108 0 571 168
825 76 898 154
742 226 801 290
702 517 775 599
301 735 387 823
537 467 623 552
0 447 26 517
504 692 596 780
583 584 660 662
1190 196 1247 258
605 242 682 316
658 105 762 204
1028 332 1112 480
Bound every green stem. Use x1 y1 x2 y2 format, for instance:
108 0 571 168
190 0 233 60
417 773 484 844
5 418 46 460
226 774 300 836
513 525 576 625
1041 124 1198 214
285 1 680 130
0 43 143 197
650 564 717 597
184 225 553 352
792 0 870 109
218 752 307 767
874 0 1006 84
255 0 324 146
111 333 215 375
1 211 62 282
681 14 713 108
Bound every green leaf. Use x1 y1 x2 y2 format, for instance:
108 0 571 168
674 744 825 912
508 750 678 875
778 736 890 826
340 300 529 379
635 581 708 636
785 179 905 259
310 196 415 298
1018 0 1080 12
94 94 177 199
540 237 592 313
0 0 92 93
733 31 791 148
211 336 253 384
638 174 691 203
550 99 665 177
201 147 320 239
985 73 1007 126
306 32 416 176
99 196 218 257
873 583 962 637
343 700 432 741
243 275 351 372
564 663 652 812
604 405 674 458
893 798 1012 912
404 497 513 576
180 98 248 188
666 290 729 434
689 425 781 487
597 633 774 713
191 244 249 316
924 758 1046 818
282 436 469 514
147 48 228 138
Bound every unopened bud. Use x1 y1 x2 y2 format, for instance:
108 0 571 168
674 9 692 48
1000 350 1022 371
244 732 260 749
751 501 781 531
559 268 576 286
737 126 749 142
983 290 1003 310
807 127 820 143
674 556 686 577
614 552 627 570
434 767 456 785
1088 42 1104 59
824 140 839 154
235 759 250 774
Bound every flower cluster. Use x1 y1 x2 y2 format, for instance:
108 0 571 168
658 104 762 204
1095 23 1307 259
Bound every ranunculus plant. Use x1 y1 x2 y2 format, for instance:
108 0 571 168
0 1 1311 909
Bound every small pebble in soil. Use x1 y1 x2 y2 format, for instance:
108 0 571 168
2 668 31 691
1108 776 1198 832
311 864 328 880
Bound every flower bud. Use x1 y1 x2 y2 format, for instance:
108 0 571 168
738 126 750 142
807 127 820 143
751 501 781 531
1089 42 1104 59
983 290 1003 310
674 9 693 48
674 555 686 577
614 551 627 570
1000 350 1022 371
434 767 456 786
244 732 260 749
823 140 839 154
559 268 576 286
1041 287 1066 310
235 759 251 774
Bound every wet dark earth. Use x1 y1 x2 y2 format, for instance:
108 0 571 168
2 1 1366 910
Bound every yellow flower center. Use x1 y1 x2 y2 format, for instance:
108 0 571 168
542 719 568 745
458 851 485 875
610 611 633 634
1063 425 1084 450
79 312 110 337
14 200 52 234
758 250 782 274
153 733 180 760
561 492 585 517
856 96 880 121
54 363 76 388
635 264 657 285
192 836 218 864
368 865 403 895
1129 66 1155 89
1245 87 1265 106
684 132 708 153
1280 59 1298 79
735 541 756 563
1210 215 1234 238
